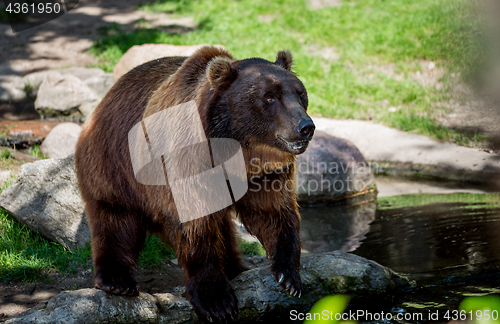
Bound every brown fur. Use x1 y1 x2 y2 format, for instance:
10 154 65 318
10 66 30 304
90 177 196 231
75 46 310 323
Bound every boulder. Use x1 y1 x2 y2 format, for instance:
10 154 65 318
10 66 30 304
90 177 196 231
3 251 409 324
113 44 210 81
297 130 376 204
18 67 113 98
34 72 100 115
0 154 89 250
40 123 82 159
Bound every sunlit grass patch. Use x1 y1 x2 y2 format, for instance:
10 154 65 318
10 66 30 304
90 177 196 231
91 0 485 146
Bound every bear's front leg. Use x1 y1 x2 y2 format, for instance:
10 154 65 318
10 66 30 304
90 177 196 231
268 209 303 297
236 201 303 297
173 213 239 323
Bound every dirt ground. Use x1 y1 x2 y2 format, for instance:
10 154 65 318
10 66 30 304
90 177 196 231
0 0 195 75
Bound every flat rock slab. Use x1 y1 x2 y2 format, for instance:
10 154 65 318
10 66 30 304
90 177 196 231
2 251 409 324
313 118 500 187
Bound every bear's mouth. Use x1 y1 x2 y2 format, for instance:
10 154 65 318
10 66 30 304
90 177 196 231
276 135 310 154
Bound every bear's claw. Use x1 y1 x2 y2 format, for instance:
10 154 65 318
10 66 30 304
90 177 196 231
274 271 302 298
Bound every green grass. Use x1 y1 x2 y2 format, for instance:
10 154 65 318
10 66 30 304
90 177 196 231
90 0 485 147
239 239 266 256
27 145 47 159
0 149 13 160
138 235 176 267
0 205 179 282
378 193 500 210
0 210 92 282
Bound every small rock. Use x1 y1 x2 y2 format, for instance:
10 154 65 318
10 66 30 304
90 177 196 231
34 72 100 115
40 123 82 159
297 131 376 204
113 44 212 81
428 61 436 71
18 67 112 97
0 154 89 250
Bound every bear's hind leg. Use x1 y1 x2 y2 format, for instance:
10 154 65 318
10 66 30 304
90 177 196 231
221 214 249 280
86 200 146 296
174 212 239 323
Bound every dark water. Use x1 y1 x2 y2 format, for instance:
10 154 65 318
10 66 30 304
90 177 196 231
299 194 500 323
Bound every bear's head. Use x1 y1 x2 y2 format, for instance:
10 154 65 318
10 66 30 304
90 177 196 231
206 51 315 156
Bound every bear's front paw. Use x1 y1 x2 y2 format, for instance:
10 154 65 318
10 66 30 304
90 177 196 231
94 270 139 296
273 268 303 298
187 276 238 323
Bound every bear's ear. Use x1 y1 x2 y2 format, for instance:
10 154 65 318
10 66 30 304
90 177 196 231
207 57 237 88
275 50 293 71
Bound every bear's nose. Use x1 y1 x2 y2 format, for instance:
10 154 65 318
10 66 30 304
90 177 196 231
297 119 315 140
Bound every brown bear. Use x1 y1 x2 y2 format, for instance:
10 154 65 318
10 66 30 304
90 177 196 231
74 46 315 323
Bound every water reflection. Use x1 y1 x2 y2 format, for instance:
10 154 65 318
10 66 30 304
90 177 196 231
300 199 500 280
300 202 376 253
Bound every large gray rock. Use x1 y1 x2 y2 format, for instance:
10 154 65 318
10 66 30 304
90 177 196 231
40 123 82 159
0 154 89 250
113 44 210 81
297 130 376 204
34 72 101 114
3 251 409 324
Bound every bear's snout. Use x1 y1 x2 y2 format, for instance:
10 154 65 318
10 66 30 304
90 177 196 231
297 118 315 141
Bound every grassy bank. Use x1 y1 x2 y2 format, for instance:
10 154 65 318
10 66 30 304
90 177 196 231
91 0 485 146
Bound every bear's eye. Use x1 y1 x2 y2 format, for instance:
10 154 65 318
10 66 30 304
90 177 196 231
266 96 275 103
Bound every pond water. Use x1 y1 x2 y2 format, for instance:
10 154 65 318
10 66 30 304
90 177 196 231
299 192 500 323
